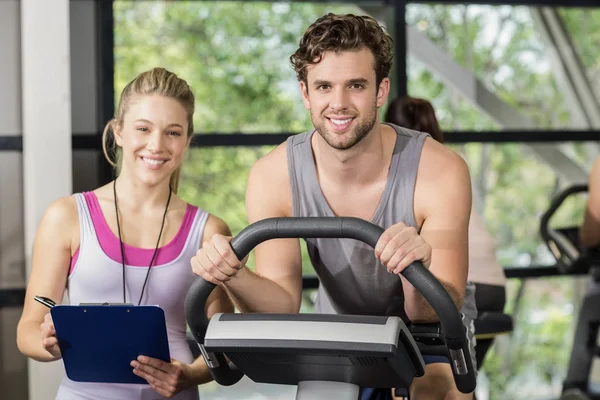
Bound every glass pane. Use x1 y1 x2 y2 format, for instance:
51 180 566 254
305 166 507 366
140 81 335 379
478 276 584 400
407 56 500 131
113 1 363 134
406 5 575 131
450 141 593 267
559 8 600 105
178 146 316 276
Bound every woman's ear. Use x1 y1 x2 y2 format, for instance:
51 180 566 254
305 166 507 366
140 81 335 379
113 121 124 147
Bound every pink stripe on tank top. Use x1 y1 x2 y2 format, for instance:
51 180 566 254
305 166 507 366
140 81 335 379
69 192 197 274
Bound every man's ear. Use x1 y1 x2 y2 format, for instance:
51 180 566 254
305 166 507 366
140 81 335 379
300 80 311 110
376 77 391 108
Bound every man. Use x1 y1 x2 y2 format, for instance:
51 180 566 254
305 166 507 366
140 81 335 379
192 13 477 400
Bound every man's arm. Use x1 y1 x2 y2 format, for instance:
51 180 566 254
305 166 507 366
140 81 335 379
224 144 303 313
201 215 236 316
403 140 472 323
581 156 600 248
191 144 304 314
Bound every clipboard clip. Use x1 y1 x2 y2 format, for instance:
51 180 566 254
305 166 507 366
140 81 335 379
78 302 134 306
34 295 57 309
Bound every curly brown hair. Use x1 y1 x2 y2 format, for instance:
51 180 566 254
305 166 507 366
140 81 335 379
290 13 394 88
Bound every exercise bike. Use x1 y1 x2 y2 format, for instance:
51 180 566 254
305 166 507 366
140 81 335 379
184 217 477 399
540 184 600 400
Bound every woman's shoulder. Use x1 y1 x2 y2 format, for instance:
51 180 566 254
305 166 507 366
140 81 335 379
36 195 80 243
43 195 79 222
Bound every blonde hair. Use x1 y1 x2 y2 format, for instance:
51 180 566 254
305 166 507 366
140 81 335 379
102 67 195 193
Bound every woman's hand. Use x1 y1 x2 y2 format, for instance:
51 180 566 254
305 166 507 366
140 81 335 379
40 312 61 360
131 356 196 398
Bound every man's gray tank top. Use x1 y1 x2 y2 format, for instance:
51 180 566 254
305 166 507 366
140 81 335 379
287 124 477 324
287 124 429 319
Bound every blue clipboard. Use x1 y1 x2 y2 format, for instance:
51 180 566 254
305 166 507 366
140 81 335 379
50 304 171 384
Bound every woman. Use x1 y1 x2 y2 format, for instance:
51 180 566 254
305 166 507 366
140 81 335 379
385 96 508 369
17 67 234 399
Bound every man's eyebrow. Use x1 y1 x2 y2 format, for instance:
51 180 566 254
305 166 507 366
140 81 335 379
312 78 369 87
347 78 368 85
313 80 332 87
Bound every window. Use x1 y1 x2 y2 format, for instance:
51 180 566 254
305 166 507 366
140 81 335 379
179 147 317 276
559 8 600 107
450 142 592 268
114 0 363 134
111 3 598 400
406 5 577 131
404 4 595 267
481 276 584 399
179 146 270 236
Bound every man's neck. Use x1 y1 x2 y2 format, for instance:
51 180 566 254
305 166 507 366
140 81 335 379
113 171 172 212
312 123 392 187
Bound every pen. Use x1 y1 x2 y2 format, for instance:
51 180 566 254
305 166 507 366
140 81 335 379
34 295 57 309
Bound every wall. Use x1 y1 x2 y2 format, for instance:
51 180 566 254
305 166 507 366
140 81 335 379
0 1 101 398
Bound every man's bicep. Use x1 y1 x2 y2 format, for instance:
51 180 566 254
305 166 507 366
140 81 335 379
245 149 291 223
245 153 304 309
419 158 472 302
253 238 304 311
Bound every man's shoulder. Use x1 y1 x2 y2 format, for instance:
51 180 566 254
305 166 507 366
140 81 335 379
421 136 467 171
248 140 292 193
252 129 314 174
246 134 299 218
384 122 430 141
415 138 471 202
253 140 288 173
285 128 315 149
414 139 472 226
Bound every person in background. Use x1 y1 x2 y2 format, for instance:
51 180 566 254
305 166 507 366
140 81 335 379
385 95 508 369
581 155 600 249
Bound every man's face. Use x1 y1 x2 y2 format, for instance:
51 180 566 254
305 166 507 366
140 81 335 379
300 47 390 150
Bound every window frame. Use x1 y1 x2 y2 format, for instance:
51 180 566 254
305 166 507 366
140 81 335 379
2 0 595 279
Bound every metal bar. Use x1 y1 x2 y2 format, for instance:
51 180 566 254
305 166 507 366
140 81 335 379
0 136 22 151
301 265 588 290
503 265 580 278
1 129 599 152
71 134 102 150
189 133 292 147
0 288 26 308
406 0 600 6
164 0 600 8
393 0 407 98
0 265 586 309
95 0 115 185
444 130 600 143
